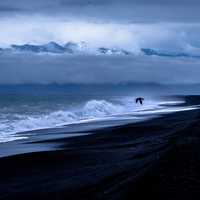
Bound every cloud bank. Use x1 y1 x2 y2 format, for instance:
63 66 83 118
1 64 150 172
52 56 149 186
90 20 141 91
0 0 200 86
0 54 200 85
0 0 200 52
1 18 200 55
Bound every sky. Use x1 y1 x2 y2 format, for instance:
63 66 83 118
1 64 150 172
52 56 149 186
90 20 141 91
0 0 200 85
0 0 200 49
0 0 200 23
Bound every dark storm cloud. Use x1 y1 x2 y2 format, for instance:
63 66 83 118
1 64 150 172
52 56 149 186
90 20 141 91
1 0 200 8
0 6 22 12
0 0 200 22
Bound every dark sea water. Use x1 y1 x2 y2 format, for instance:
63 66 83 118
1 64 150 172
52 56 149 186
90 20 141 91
0 84 198 143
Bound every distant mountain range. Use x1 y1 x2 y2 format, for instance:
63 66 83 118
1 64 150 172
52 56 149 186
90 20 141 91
0 42 132 55
141 48 194 58
0 42 199 58
10 42 78 54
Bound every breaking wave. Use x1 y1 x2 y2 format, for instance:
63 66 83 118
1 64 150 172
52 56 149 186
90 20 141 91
0 97 187 143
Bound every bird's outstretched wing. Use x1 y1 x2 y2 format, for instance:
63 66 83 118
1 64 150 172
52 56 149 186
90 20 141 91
136 97 144 105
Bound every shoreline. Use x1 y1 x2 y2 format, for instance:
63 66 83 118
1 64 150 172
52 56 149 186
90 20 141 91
0 95 200 199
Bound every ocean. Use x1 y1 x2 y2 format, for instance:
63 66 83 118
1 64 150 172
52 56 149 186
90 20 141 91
0 84 197 143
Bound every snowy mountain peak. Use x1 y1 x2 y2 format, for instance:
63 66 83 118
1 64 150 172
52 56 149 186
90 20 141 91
64 42 80 53
11 42 66 53
43 42 65 53
98 47 131 55
1 42 199 58
141 48 191 58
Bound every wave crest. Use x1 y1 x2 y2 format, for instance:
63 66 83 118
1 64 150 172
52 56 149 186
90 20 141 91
82 100 124 117
0 97 186 143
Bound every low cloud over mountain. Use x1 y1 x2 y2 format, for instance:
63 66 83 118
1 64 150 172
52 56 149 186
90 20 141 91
0 53 200 85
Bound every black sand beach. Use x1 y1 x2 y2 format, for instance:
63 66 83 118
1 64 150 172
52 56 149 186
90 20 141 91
1 96 200 200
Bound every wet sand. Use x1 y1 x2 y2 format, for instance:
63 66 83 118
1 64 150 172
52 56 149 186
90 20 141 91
0 96 200 200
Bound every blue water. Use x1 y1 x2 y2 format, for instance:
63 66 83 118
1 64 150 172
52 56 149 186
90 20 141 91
0 85 195 143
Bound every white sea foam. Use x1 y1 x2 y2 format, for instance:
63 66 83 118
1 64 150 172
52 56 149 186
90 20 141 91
0 97 194 143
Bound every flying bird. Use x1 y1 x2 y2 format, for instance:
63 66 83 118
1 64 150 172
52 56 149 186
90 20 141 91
135 97 144 105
